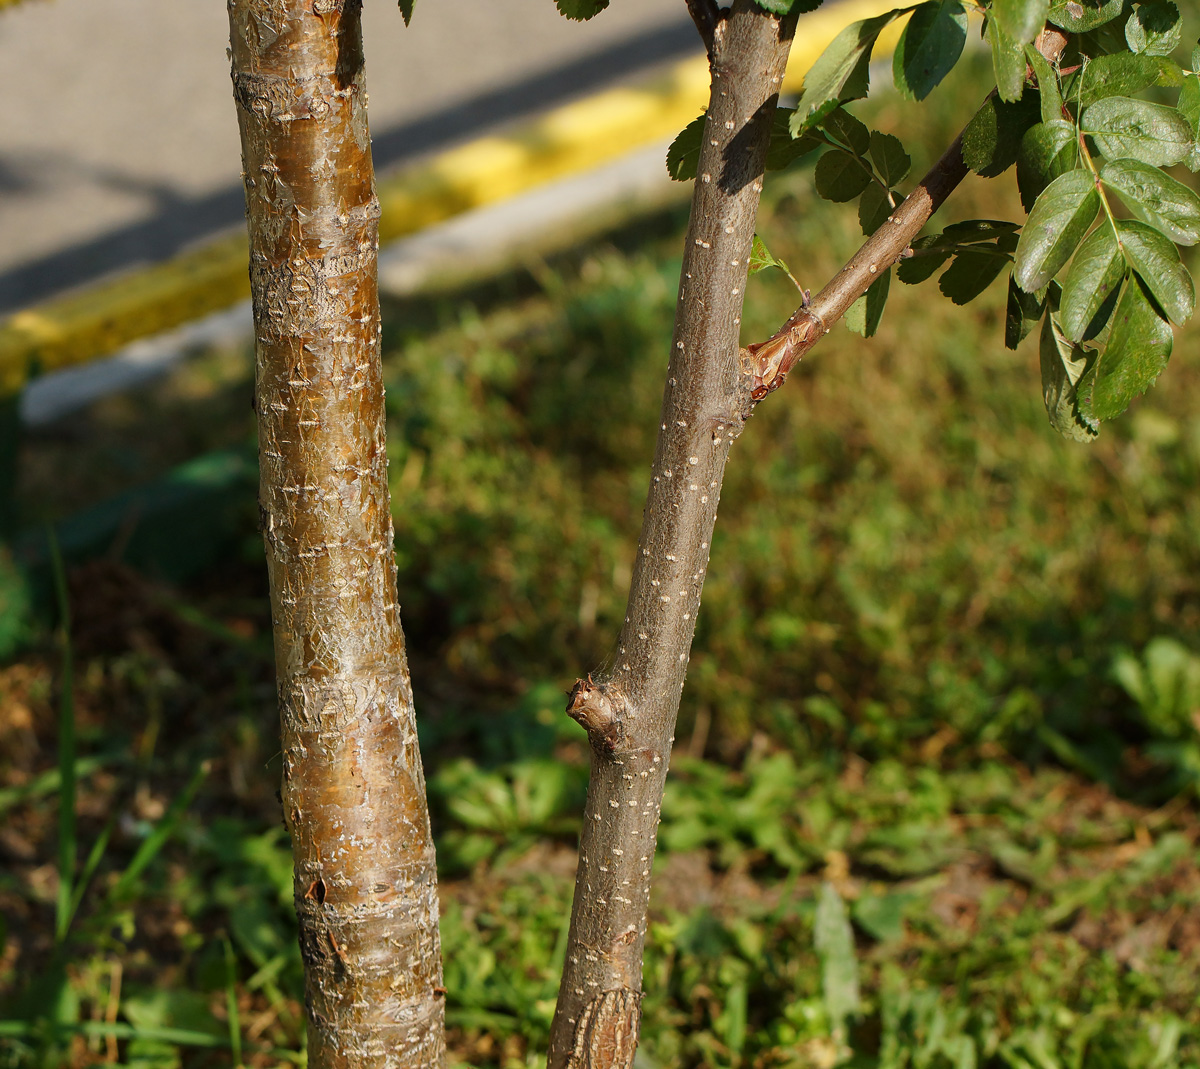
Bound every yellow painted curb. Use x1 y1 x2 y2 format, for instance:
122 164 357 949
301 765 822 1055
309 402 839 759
0 0 904 395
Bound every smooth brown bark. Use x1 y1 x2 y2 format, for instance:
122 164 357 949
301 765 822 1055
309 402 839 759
227 3 444 1067
546 5 796 1067
744 25 1070 397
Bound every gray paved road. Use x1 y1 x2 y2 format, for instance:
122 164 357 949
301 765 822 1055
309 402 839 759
0 0 699 314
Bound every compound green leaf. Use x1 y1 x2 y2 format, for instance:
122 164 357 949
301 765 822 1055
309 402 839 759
939 237 1016 304
1092 273 1173 418
666 113 705 181
815 149 874 201
869 131 912 184
1005 273 1048 348
1059 225 1125 339
995 0 1050 44
749 234 793 277
554 0 609 19
893 0 969 100
1081 96 1193 166
1102 158 1200 245
1125 0 1182 55
793 9 907 135
858 183 901 234
845 267 891 336
1115 218 1195 322
1078 53 1180 107
1040 310 1100 440
1016 120 1079 209
1014 169 1100 291
1049 0 1123 31
989 17 1029 102
398 0 416 25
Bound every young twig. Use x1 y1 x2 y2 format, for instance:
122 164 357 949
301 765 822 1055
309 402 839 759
742 25 1070 402
686 0 721 57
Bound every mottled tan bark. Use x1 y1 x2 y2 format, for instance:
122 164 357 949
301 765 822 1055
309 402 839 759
547 5 796 1066
227 2 444 1066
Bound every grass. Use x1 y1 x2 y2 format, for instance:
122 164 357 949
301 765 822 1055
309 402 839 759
3 51 1200 1069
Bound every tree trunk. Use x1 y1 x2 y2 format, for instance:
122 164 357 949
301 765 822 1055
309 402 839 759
227 3 444 1067
547 4 796 1066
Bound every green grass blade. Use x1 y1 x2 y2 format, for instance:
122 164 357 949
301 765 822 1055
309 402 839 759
63 812 117 933
46 528 76 945
107 761 209 903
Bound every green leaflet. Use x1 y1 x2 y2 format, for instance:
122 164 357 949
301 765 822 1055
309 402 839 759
1040 309 1099 441
1059 226 1124 340
792 9 907 135
1016 120 1079 210
1080 96 1194 166
845 267 891 336
752 0 824 12
1175 75 1200 171
938 249 1008 305
989 17 1028 102
869 131 911 184
1091 273 1173 419
666 113 705 182
398 0 415 25
1048 0 1123 31
553 0 609 18
963 94 1041 177
823 108 872 154
1077 53 1180 107
749 234 795 280
815 149 874 201
1026 45 1063 125
1125 0 1182 55
1102 158 1200 245
939 234 1018 304
766 111 824 172
994 0 1050 45
1013 170 1100 291
1115 218 1196 323
1005 273 1048 349
892 0 969 100
814 883 861 1039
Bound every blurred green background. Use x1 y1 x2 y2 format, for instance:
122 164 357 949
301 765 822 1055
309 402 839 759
2 47 1200 1069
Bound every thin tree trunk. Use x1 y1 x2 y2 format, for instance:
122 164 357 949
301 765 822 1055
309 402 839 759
547 4 796 1065
227 3 444 1067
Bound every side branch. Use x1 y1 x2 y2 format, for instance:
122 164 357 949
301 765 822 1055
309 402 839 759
686 0 720 56
743 25 1069 399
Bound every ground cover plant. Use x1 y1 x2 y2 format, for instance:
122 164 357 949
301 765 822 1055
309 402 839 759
3 35 1200 1061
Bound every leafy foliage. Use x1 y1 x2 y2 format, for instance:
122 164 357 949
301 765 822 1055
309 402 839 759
752 0 1200 439
552 0 609 20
